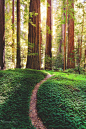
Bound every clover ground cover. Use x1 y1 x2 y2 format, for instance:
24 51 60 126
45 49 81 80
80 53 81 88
0 69 47 129
37 72 86 129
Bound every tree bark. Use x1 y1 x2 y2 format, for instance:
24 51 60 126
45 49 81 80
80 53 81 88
0 0 5 70
45 0 52 70
67 0 75 68
26 0 41 70
16 0 21 68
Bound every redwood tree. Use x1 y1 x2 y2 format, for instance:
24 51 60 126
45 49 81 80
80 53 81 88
45 0 52 70
0 0 5 70
16 0 21 68
26 0 41 70
67 0 75 68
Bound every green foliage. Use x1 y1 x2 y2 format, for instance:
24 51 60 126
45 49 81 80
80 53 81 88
46 25 52 34
64 67 85 74
29 11 38 27
29 12 38 18
41 0 45 3
28 42 35 49
37 72 86 129
52 54 64 69
64 68 74 73
74 67 85 74
0 69 47 129
45 55 52 70
47 2 50 8
27 42 38 56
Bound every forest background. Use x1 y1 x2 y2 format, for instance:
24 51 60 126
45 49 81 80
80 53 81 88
0 0 86 73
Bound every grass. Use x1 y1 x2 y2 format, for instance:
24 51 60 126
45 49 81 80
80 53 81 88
0 68 47 129
37 71 86 129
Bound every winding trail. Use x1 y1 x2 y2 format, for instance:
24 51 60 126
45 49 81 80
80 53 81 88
29 74 52 129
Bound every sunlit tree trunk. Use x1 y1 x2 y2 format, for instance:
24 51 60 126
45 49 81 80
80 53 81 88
76 37 80 66
62 0 65 47
80 6 84 65
67 0 75 68
45 0 52 70
26 0 41 70
12 0 15 65
0 0 5 70
16 0 21 68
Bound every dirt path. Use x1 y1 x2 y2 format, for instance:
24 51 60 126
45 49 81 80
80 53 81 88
29 74 52 129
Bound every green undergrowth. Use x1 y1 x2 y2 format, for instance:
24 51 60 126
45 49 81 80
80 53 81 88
0 68 47 129
37 72 86 129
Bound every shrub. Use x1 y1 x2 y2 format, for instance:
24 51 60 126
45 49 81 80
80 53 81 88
64 68 74 73
45 55 52 70
52 54 64 70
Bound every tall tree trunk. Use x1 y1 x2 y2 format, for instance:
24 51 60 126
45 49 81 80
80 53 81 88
76 36 80 66
0 0 5 70
62 0 65 47
63 0 68 71
67 0 75 68
39 18 42 70
80 6 84 65
26 0 41 70
12 0 15 65
84 36 86 71
85 47 86 71
16 0 21 68
58 0 65 55
45 0 52 70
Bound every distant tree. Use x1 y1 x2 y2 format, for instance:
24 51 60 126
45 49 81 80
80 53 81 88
80 5 84 65
45 0 52 70
12 0 15 65
16 0 21 68
67 0 75 68
62 0 68 71
75 36 80 68
26 0 41 69
0 0 5 70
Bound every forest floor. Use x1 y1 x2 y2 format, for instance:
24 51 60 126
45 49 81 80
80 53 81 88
0 69 47 129
0 69 86 129
37 71 86 129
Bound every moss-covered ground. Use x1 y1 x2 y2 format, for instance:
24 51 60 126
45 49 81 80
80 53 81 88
37 71 86 129
0 69 47 129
